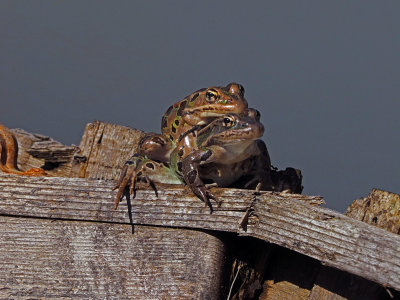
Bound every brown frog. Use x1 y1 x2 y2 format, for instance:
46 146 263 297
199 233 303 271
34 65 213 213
138 82 248 163
114 109 272 212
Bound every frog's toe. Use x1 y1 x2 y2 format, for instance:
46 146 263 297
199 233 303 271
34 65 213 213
137 175 159 198
114 164 137 209
203 189 221 213
215 196 223 208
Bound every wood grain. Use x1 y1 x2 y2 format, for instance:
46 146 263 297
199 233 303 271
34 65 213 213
70 121 145 179
11 128 77 177
0 174 399 292
0 216 226 299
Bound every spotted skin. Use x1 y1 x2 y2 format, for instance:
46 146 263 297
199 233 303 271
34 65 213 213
130 83 249 167
114 84 261 211
161 82 248 144
114 108 273 212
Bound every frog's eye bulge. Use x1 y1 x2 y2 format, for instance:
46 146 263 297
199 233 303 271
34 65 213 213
205 89 219 102
227 82 245 96
222 116 235 127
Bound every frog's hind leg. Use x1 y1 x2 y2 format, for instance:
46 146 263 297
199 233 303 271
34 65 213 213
113 155 181 209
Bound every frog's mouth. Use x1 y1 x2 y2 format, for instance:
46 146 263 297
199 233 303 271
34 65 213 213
211 127 264 145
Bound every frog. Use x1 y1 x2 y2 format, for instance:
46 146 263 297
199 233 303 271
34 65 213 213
114 82 249 208
175 108 272 210
137 82 249 164
0 123 46 176
114 108 272 212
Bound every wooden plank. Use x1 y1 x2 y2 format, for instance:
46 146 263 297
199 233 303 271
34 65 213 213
11 128 77 177
70 121 145 179
306 189 400 299
0 216 226 299
0 174 399 291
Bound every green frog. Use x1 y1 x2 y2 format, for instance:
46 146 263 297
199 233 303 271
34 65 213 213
114 108 272 212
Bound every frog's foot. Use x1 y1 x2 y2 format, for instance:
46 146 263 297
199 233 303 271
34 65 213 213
113 156 169 209
113 159 139 209
191 184 221 213
136 175 159 198
182 148 223 213
184 169 222 213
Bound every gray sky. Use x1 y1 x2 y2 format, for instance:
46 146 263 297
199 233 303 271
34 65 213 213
1 1 399 212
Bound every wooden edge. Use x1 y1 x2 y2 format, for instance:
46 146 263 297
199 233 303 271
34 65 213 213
0 174 399 291
10 128 77 177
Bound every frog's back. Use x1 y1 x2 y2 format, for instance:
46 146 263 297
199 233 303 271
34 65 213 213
161 83 248 143
161 90 204 143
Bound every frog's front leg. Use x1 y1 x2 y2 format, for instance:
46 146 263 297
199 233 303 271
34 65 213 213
181 147 222 213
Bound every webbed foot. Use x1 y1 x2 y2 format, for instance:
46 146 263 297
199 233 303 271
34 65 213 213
113 159 137 209
113 156 174 209
192 184 221 213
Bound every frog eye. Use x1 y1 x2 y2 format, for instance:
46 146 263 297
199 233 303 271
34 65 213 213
206 89 219 102
223 116 234 127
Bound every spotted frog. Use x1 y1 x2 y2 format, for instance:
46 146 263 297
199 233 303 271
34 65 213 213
0 123 46 176
114 108 272 211
114 83 249 208
138 82 248 163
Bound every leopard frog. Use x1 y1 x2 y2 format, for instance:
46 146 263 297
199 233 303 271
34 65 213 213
175 108 272 210
138 82 248 163
114 109 272 212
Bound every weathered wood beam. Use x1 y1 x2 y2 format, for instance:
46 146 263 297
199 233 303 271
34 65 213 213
0 216 226 299
0 174 399 291
10 128 77 177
